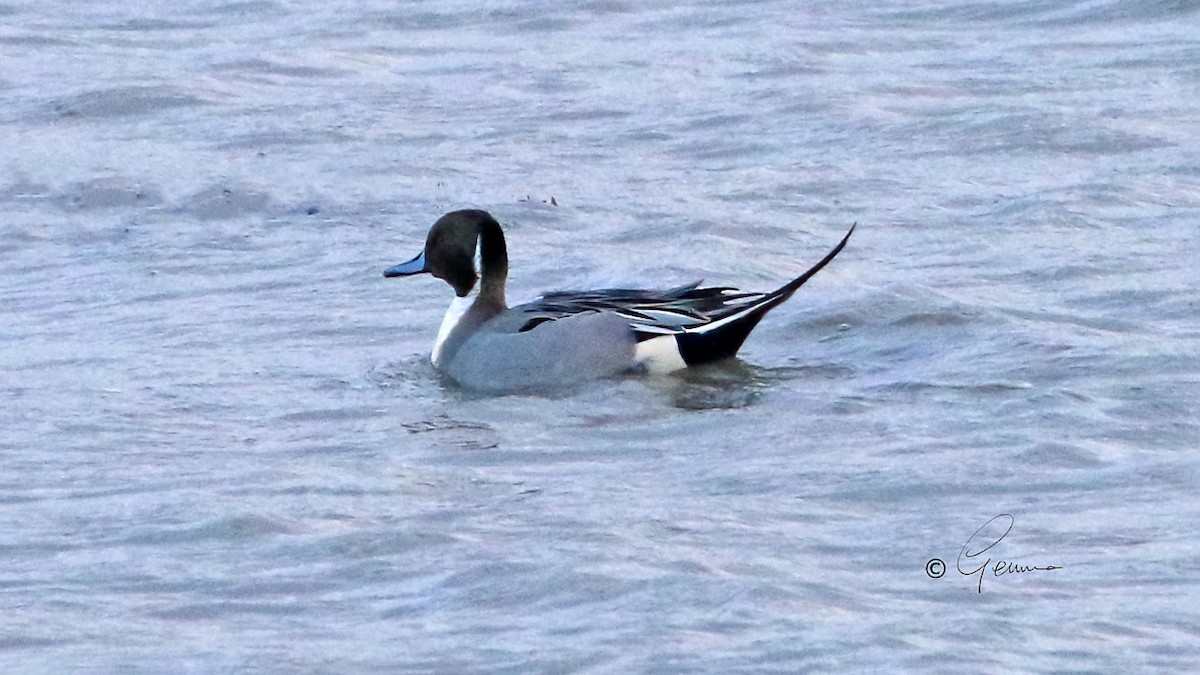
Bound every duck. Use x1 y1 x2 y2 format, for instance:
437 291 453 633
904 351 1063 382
384 209 853 392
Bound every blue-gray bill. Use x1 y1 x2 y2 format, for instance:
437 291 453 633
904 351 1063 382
383 251 427 277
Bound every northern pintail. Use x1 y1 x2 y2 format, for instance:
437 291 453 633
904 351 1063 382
384 210 854 392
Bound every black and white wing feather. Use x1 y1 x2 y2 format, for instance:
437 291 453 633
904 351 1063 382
513 223 855 365
516 283 762 339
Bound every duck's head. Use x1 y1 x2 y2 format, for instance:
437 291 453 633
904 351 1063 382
383 209 509 300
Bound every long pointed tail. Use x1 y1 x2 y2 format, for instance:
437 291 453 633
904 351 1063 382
675 223 856 365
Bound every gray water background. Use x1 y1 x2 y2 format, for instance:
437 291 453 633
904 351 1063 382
2 0 1199 671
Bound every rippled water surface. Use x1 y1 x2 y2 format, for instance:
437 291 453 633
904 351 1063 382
3 0 1199 671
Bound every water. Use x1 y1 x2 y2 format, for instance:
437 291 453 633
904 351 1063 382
2 0 1198 670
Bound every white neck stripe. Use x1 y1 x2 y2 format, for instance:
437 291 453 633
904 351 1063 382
431 294 474 367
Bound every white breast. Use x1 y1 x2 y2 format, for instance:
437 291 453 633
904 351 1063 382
431 295 474 367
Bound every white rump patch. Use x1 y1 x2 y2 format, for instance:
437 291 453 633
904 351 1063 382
634 335 687 373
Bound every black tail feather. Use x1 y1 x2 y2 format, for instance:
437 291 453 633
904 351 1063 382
675 223 855 366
